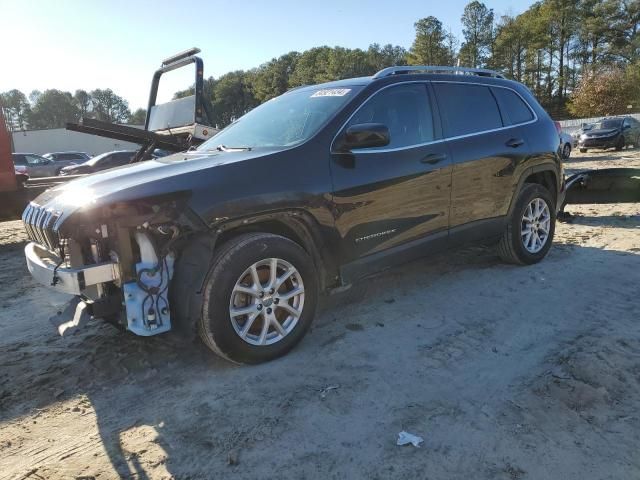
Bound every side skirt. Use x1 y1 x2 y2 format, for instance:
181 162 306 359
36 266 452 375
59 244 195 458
339 230 448 284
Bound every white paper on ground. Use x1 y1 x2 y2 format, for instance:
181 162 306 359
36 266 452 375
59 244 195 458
396 431 424 448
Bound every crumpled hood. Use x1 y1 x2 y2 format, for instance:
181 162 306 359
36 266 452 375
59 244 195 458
30 148 280 224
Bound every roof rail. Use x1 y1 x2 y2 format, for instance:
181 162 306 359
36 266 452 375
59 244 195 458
372 65 505 80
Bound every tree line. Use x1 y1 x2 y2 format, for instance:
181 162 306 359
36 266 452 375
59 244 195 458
2 0 639 131
180 0 640 126
0 88 146 132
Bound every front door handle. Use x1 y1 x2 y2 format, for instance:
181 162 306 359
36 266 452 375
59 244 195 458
420 153 448 165
506 138 525 148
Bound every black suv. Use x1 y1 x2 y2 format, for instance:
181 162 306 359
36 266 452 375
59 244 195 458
22 66 563 364
577 116 640 153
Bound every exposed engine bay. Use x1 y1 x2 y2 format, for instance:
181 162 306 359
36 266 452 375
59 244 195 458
23 196 199 336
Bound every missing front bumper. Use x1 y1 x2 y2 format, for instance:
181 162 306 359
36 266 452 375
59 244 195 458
25 242 119 295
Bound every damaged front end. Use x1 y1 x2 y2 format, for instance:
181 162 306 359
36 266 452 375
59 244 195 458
562 168 640 210
23 194 201 336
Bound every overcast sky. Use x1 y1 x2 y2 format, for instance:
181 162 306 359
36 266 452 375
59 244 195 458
0 0 534 110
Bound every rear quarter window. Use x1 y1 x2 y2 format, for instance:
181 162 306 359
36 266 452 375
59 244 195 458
492 87 534 125
433 83 503 137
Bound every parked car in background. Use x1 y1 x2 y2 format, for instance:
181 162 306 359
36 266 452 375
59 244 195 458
578 116 640 152
59 150 136 176
554 121 572 159
572 123 593 147
560 131 572 158
12 153 60 177
42 152 92 173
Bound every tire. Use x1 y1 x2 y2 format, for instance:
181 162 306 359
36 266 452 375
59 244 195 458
615 136 625 151
497 183 556 265
198 233 318 364
579 148 587 153
562 143 571 159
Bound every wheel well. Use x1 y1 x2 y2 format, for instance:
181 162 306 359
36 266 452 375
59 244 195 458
216 220 304 251
524 170 557 202
214 217 337 291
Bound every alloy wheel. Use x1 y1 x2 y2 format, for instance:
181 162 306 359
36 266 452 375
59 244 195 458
229 258 305 346
521 198 551 253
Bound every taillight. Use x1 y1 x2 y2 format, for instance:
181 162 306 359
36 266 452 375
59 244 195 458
554 121 562 134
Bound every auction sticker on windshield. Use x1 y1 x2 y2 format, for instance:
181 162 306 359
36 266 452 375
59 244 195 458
311 88 351 97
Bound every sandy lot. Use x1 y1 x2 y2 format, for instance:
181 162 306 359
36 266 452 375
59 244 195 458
1 148 639 479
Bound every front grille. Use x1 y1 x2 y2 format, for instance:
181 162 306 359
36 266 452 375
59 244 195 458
582 138 611 146
22 203 61 251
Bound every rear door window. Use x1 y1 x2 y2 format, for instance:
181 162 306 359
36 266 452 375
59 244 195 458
25 154 47 165
492 87 534 125
433 83 503 137
346 83 435 149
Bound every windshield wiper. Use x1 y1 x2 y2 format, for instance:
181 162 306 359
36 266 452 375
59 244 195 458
215 144 252 152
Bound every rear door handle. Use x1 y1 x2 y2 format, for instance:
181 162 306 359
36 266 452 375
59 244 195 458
420 153 448 165
506 138 525 148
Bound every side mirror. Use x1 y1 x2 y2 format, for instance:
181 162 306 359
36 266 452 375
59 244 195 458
623 124 631 130
336 123 390 151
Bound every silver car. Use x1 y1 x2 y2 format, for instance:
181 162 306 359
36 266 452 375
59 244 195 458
559 131 572 159
42 151 92 173
11 153 60 178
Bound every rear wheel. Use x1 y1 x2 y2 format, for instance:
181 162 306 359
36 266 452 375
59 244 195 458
497 183 556 265
579 148 587 153
198 233 318 364
562 143 571 159
615 136 625 151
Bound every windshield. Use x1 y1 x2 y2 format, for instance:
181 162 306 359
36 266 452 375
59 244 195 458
198 85 362 150
593 119 622 130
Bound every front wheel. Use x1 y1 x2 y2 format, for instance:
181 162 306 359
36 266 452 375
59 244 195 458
199 233 318 364
562 143 571 159
615 136 625 151
579 148 587 153
497 184 556 265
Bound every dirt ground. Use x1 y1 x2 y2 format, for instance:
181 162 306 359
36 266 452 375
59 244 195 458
1 148 639 480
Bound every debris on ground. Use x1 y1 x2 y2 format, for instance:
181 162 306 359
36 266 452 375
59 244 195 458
227 449 239 466
319 385 340 399
396 431 424 448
